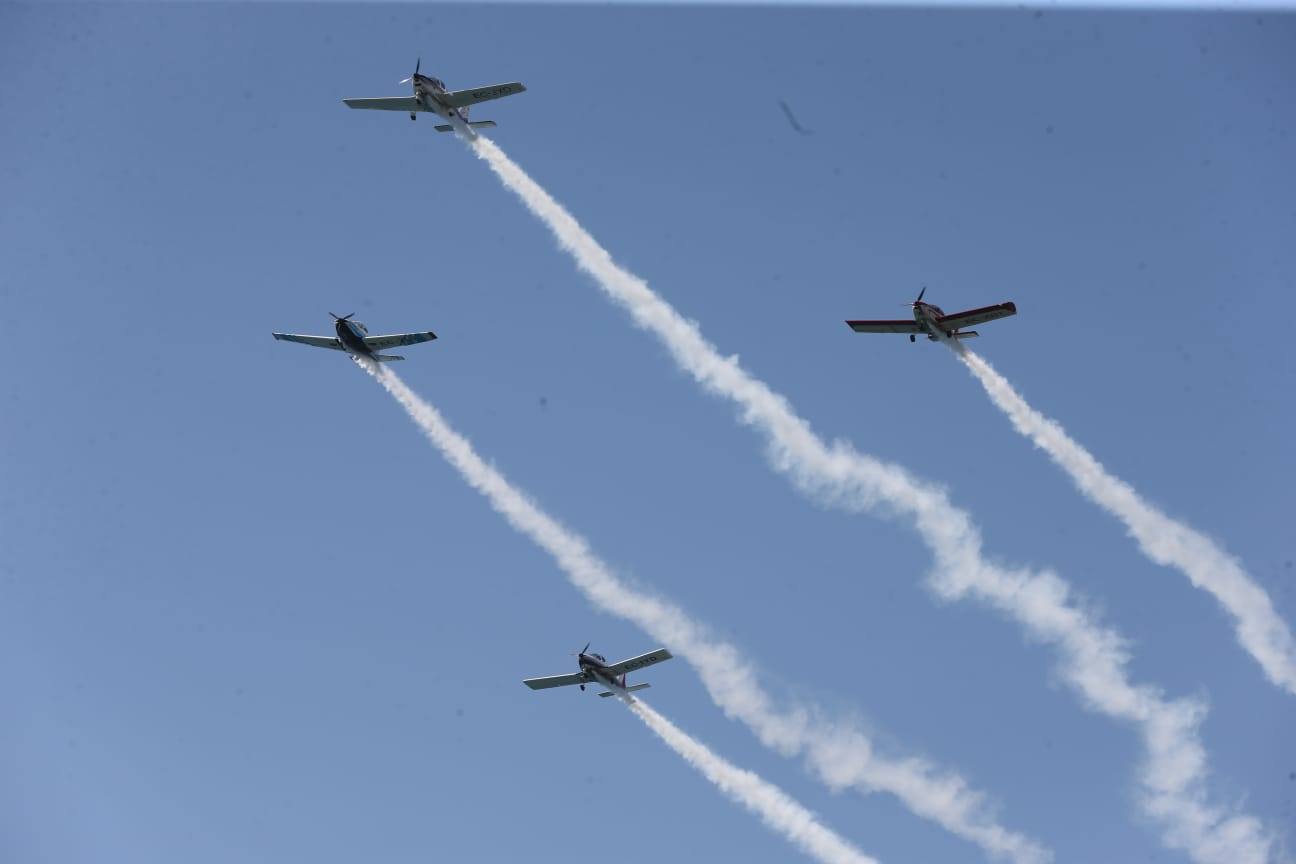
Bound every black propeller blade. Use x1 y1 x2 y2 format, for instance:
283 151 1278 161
915 286 926 304
330 312 355 322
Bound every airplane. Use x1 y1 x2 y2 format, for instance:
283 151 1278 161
846 288 1017 343
343 59 526 134
272 313 437 363
523 643 673 699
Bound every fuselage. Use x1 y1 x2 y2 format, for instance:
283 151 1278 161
412 73 469 125
334 318 374 358
913 301 950 340
577 652 627 691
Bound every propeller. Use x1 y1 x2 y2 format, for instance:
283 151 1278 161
330 312 355 322
902 286 928 308
399 57 421 85
571 641 591 658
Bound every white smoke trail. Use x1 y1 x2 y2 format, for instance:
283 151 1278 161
364 361 1050 864
627 699 880 864
464 137 1273 864
954 346 1296 695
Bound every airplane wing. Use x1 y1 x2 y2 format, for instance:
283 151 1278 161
605 648 673 677
363 331 438 351
523 671 592 690
343 97 428 113
442 82 527 109
937 302 1017 330
272 333 345 351
844 320 924 334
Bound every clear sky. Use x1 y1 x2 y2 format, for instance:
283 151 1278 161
2 3 1294 863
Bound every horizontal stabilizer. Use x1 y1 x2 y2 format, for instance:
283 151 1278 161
598 683 651 698
371 354 405 362
951 331 980 340
433 120 498 133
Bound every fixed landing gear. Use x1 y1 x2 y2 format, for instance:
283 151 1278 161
409 113 417 121
909 334 916 343
579 684 585 691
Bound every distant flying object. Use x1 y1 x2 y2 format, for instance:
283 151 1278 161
343 58 525 133
523 643 673 699
777 99 812 136
846 288 1017 343
272 313 437 363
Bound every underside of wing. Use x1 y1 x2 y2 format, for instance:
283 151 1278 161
363 331 438 351
845 319 924 334
272 333 345 351
938 302 1017 330
522 672 591 690
343 97 427 112
605 649 673 677
443 82 527 109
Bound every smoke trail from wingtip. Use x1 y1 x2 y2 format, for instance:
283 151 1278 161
953 345 1296 695
464 136 1273 864
627 699 881 864
362 360 1051 864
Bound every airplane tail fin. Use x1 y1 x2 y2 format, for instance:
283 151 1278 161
598 683 651 698
371 354 405 362
433 121 498 133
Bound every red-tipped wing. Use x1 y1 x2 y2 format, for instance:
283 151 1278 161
938 302 1017 330
845 319 924 334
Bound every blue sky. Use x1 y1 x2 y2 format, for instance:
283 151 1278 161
2 3 1294 863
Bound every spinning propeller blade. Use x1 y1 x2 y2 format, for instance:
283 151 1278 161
902 287 928 308
399 57 421 85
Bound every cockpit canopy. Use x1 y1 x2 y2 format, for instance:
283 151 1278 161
589 653 606 664
429 77 446 91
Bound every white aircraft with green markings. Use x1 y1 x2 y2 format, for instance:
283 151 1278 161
343 59 525 135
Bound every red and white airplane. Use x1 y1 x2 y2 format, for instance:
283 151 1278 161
846 288 1017 343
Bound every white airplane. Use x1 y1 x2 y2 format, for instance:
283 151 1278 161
523 643 673 699
343 59 525 134
272 313 437 363
846 287 1017 343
